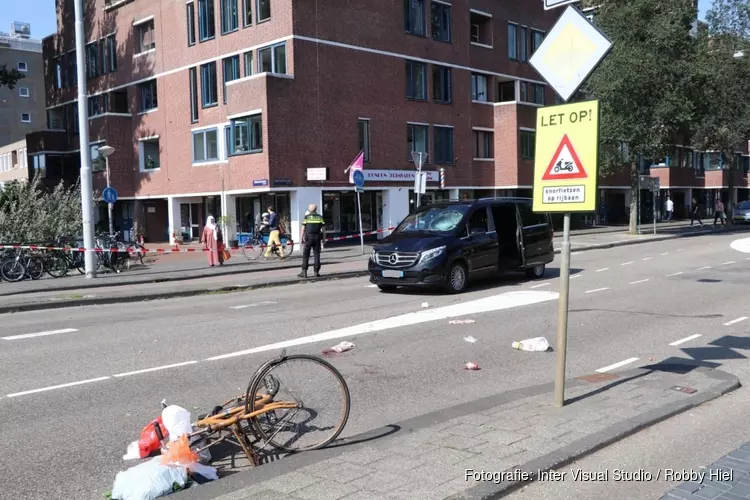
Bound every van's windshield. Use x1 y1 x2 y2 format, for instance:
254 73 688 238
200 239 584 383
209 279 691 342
394 205 471 235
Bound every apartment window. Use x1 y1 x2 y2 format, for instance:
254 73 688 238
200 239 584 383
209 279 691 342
508 23 518 60
434 126 454 164
243 51 253 77
431 1 450 42
471 73 488 102
21 113 31 123
88 94 108 116
189 67 199 122
201 62 218 107
19 87 29 98
229 114 262 154
222 55 240 103
257 0 270 22
54 58 62 89
109 90 128 113
554 94 564 105
139 80 158 112
432 65 451 103
470 11 492 46
242 0 252 26
257 42 286 74
199 0 216 41
404 0 425 36
497 81 515 102
140 138 160 171
407 124 428 161
531 29 545 53
358 119 371 162
136 19 156 54
187 2 196 45
519 26 528 62
17 61 27 72
519 81 528 102
104 34 117 72
521 130 535 160
221 0 238 33
406 60 427 100
86 42 98 78
192 128 219 162
532 83 545 105
67 53 77 87
473 130 493 159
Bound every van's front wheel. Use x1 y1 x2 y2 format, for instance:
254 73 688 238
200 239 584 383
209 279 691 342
446 262 468 293
526 264 546 279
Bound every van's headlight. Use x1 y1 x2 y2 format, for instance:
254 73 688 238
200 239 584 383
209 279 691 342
419 246 446 264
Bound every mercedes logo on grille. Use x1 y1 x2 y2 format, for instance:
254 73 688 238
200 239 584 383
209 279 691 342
389 253 398 264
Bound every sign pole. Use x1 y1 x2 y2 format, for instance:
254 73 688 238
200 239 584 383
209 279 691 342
356 190 364 255
554 212 571 407
105 156 114 236
653 187 656 235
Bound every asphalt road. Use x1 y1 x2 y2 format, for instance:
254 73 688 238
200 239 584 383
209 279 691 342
1 231 750 499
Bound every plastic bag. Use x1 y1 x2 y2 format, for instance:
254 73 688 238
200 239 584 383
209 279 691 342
222 249 232 261
111 457 187 500
512 337 551 352
136 417 169 459
162 405 192 442
161 435 199 467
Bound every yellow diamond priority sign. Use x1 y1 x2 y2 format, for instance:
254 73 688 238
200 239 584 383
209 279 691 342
529 6 612 102
532 100 599 213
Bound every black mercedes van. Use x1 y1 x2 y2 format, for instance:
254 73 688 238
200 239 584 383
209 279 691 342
368 197 554 293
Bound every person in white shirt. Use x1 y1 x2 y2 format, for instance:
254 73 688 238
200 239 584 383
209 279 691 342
664 196 674 222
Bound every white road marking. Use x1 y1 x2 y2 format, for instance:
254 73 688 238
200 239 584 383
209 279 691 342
596 357 639 373
722 261 736 265
596 267 609 272
585 287 609 294
666 271 683 277
205 291 560 361
669 334 702 346
621 261 634 266
642 257 652 261
677 249 684 252
746 257 750 260
723 317 748 326
629 279 650 285
113 361 198 378
571 252 582 256
2 328 78 341
570 274 582 279
7 376 110 398
230 301 278 310
697 266 712 271
365 284 378 288
530 283 550 288
730 237 750 254
661 252 669 256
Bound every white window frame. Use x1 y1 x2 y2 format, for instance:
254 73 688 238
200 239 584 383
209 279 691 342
256 0 271 23
134 18 156 56
19 87 30 98
17 61 28 72
20 113 31 123
192 127 221 164
138 135 161 172
256 42 286 74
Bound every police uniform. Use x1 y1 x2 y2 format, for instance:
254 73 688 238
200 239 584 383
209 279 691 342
300 211 325 276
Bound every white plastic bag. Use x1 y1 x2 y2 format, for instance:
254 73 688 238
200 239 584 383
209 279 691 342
331 341 355 353
189 462 218 481
162 405 192 442
512 337 551 352
111 457 187 500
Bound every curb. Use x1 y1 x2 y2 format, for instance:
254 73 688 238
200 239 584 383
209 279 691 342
0 271 371 315
171 363 740 500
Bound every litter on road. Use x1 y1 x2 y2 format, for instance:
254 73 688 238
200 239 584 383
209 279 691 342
450 319 476 325
463 336 478 343
512 337 551 352
465 362 480 370
322 341 355 354
421 302 429 308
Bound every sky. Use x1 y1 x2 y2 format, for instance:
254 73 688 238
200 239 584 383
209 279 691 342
0 0 717 40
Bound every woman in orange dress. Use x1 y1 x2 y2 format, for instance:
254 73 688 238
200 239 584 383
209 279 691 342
200 215 224 266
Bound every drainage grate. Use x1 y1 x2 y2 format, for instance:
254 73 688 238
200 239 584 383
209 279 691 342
671 385 697 394
577 373 618 383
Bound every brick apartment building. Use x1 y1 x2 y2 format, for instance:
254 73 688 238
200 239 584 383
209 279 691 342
33 0 749 243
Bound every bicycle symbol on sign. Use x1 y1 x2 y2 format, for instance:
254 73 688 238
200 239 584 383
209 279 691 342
553 160 574 173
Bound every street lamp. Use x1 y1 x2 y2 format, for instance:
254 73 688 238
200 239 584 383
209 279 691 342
98 144 116 235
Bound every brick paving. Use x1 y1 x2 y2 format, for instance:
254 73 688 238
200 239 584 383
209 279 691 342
660 443 750 500
178 364 738 500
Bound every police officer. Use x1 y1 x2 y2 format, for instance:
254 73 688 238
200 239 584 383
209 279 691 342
298 204 326 278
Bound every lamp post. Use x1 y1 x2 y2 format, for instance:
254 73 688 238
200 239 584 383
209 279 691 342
98 145 116 236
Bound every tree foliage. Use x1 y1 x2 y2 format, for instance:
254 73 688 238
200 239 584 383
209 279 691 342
0 177 83 244
0 64 25 89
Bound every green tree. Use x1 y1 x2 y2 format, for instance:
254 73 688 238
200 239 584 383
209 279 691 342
582 0 698 233
692 0 750 221
0 64 25 89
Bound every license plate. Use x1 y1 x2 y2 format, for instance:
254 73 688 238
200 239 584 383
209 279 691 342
382 270 404 278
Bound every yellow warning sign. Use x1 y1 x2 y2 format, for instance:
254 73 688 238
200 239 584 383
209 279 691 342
532 99 599 213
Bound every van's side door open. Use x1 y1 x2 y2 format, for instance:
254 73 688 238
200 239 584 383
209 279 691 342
516 202 554 265
462 207 498 272
490 203 523 270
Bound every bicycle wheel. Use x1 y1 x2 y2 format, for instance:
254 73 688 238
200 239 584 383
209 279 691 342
45 251 69 278
73 251 86 274
25 256 45 280
247 354 350 452
280 235 295 257
1 259 26 282
131 243 145 265
243 238 263 261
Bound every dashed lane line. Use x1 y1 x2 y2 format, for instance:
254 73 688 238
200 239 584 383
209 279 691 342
642 257 652 261
697 266 713 271
661 252 669 256
723 317 748 327
2 328 78 341
6 377 110 398
669 334 702 346
113 361 198 378
570 275 582 279
596 357 639 373
585 288 609 294
629 279 650 285
722 261 736 265
596 268 610 272
531 283 550 288
666 272 683 277
621 261 634 266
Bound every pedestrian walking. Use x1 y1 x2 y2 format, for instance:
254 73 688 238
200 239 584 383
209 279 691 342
298 204 326 278
690 198 703 227
200 215 224 267
664 196 674 222
263 206 286 259
713 198 726 226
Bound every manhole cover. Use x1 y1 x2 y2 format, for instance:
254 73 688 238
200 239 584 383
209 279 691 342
577 373 618 383
671 385 697 394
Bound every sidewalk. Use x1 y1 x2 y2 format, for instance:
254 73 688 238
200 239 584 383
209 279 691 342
661 443 750 500
174 362 739 500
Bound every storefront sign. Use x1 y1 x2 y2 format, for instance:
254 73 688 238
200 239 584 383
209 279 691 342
362 170 439 182
272 179 293 186
306 168 328 181
253 179 268 187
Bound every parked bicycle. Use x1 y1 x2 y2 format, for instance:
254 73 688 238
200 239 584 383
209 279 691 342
242 232 295 261
0 247 45 282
